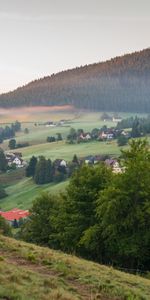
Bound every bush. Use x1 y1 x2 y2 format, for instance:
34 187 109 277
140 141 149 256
47 136 56 143
16 142 29 148
0 188 7 199
117 135 128 146
0 216 11 236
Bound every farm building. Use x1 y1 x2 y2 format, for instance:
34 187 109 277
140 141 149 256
5 152 26 168
0 208 29 226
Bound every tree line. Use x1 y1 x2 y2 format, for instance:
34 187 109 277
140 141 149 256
0 49 150 113
117 115 150 137
26 154 79 184
66 115 150 146
20 140 150 272
47 133 63 143
0 121 21 144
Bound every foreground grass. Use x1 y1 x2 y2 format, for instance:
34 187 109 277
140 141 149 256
0 178 68 210
0 235 150 300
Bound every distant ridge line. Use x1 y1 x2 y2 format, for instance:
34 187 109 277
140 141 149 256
0 48 150 113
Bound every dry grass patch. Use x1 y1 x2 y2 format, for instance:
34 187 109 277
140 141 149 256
0 235 150 300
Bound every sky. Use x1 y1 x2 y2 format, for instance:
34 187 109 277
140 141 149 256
0 0 150 93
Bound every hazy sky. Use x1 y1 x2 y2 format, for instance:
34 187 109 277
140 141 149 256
0 0 150 93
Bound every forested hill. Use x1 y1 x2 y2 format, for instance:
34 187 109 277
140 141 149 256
0 48 150 112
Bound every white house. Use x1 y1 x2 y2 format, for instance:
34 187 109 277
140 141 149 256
5 152 26 168
60 160 67 167
12 157 24 168
112 117 122 123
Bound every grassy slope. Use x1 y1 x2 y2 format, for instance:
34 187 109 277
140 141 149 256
1 111 146 156
0 235 150 300
0 178 68 210
16 140 123 161
1 112 116 150
0 112 147 211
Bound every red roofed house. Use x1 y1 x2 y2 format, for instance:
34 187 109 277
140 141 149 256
0 208 29 226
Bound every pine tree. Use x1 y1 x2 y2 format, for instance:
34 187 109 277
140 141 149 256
72 154 79 165
0 148 7 172
8 139 16 150
56 133 63 141
45 159 53 183
26 156 37 177
117 135 128 146
24 128 29 134
131 117 141 138
14 120 21 132
34 156 47 184
0 185 7 199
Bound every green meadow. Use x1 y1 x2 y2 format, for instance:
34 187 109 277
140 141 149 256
16 140 123 161
0 177 68 211
0 110 148 211
1 110 147 151
1 111 116 149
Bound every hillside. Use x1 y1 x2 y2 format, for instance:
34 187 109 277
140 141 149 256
0 235 150 300
0 48 150 112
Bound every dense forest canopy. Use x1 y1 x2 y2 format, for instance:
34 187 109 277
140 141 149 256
0 48 150 112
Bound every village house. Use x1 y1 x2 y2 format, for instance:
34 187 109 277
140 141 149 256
79 133 92 141
112 117 122 123
60 159 67 167
105 159 123 173
84 155 95 164
0 208 29 226
53 159 67 168
84 155 107 165
98 131 114 140
45 121 56 127
5 152 26 168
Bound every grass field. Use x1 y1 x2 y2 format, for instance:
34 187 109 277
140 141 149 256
0 235 150 300
14 140 124 161
0 177 68 211
1 111 126 161
0 109 148 211
1 110 146 150
0 140 123 211
1 111 116 149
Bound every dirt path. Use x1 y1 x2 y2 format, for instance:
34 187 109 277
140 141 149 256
0 250 95 300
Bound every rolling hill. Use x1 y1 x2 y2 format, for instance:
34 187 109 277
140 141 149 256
0 234 150 300
0 48 150 112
